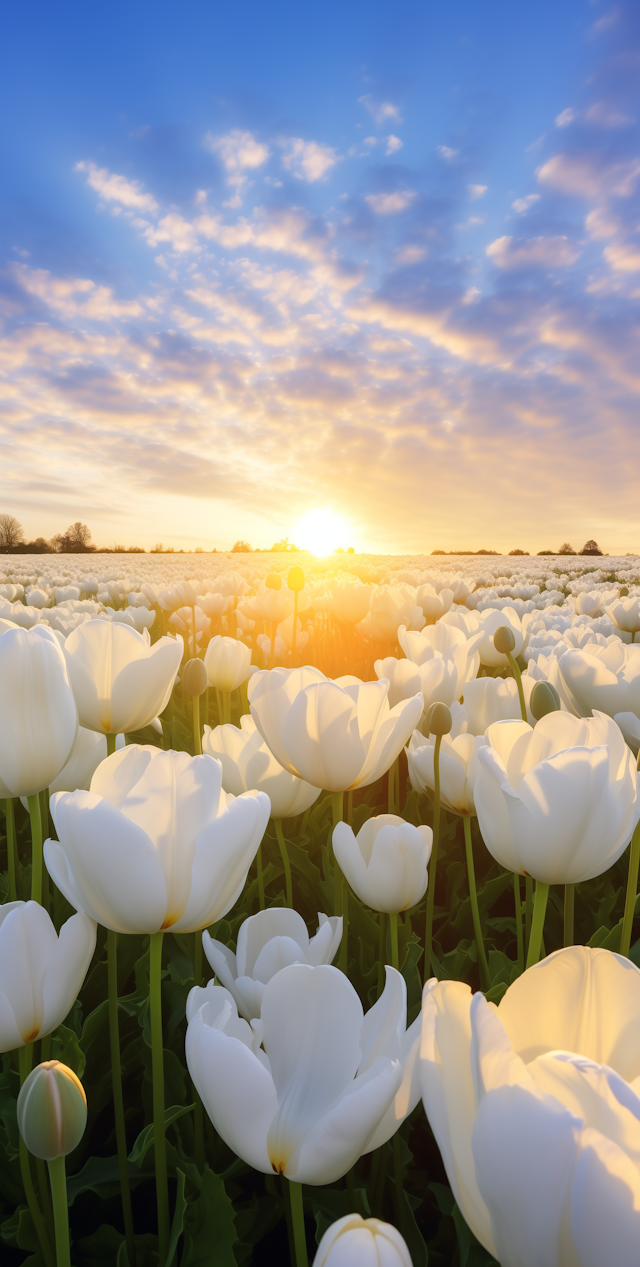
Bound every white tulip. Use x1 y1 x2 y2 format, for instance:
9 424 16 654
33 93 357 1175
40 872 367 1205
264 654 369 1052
202 716 321 818
64 618 182 735
333 815 432 912
204 635 252 692
0 625 78 797
314 1214 413 1267
0 901 96 1051
200 907 342 1020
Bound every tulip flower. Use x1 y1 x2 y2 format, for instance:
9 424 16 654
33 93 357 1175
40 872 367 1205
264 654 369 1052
204 635 252 692
364 586 414 641
63 619 182 736
203 716 321 820
557 642 640 723
249 668 422 792
333 815 432 915
474 606 530 668
0 901 96 1051
45 745 270 934
19 1060 87 1267
327 580 373 626
389 624 483 713
186 963 422 1184
49 727 125 794
199 907 342 1020
415 583 453 622
407 730 485 816
605 595 640 639
421 946 640 1267
474 711 640 887
0 626 78 798
314 1215 413 1267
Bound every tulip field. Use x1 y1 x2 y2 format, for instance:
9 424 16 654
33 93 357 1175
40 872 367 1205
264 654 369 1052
2 550 640 1267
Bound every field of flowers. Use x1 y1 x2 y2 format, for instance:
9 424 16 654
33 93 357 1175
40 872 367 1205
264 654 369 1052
2 550 640 1267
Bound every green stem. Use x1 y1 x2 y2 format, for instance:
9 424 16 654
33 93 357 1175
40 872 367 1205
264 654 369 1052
620 821 640 958
393 1131 405 1235
19 1046 54 1267
288 1180 308 1267
423 735 442 983
389 911 399 971
28 793 43 904
526 881 550 969
388 758 398 814
108 931 136 1267
292 592 298 663
514 873 524 973
5 798 17 901
346 791 353 826
463 816 490 988
377 911 387 997
106 733 117 757
223 691 232 726
525 876 533 952
256 844 265 910
192 694 201 756
35 1155 54 1248
149 930 169 1265
507 651 527 722
564 883 575 948
331 793 348 972
47 1157 70 1267
274 820 293 908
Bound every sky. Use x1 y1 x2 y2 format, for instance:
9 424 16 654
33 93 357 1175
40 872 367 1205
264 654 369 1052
1 0 640 555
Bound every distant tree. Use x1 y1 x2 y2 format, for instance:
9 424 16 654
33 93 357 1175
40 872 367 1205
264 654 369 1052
127 546 145 553
537 550 556 555
509 548 529 555
0 514 25 549
151 544 164 553
431 549 447 555
580 540 603 556
270 537 301 552
231 540 252 553
558 542 576 555
476 549 499 555
58 522 94 553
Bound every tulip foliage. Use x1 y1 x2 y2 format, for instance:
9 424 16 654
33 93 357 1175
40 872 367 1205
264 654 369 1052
2 550 640 1265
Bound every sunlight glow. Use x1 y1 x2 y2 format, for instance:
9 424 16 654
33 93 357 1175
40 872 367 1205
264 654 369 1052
295 509 351 555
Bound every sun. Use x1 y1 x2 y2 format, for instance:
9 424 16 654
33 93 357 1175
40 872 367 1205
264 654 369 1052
295 509 351 555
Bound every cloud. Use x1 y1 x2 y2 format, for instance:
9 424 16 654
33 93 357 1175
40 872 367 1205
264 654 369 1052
512 194 541 213
386 135 403 155
604 241 640 272
75 161 158 212
537 153 640 199
555 108 577 129
144 214 200 253
394 246 427 265
359 95 403 126
279 138 338 182
12 264 144 320
437 146 458 162
585 102 633 128
585 207 620 239
468 184 487 200
365 190 416 215
204 130 270 202
486 235 581 269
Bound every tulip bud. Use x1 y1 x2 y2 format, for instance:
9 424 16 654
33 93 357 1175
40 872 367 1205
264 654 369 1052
425 701 452 736
181 657 209 696
530 680 561 721
288 566 305 593
493 625 516 655
620 586 629 597
315 1214 413 1267
265 573 282 590
17 1061 87 1160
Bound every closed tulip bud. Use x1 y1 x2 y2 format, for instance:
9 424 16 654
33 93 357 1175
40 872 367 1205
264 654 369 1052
265 573 282 590
17 1061 87 1160
530 680 561 720
620 586 629 598
181 658 208 696
287 566 305 592
426 701 452 737
493 624 516 655
315 1214 413 1267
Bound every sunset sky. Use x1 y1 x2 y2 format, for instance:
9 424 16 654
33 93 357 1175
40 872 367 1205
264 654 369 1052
2 0 639 555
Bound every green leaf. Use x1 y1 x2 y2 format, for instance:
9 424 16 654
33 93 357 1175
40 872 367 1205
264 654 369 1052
180 1166 238 1266
165 1167 187 1267
129 1103 194 1167
51 1022 86 1078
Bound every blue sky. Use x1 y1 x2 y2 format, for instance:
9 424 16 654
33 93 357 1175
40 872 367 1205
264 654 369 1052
1 0 639 553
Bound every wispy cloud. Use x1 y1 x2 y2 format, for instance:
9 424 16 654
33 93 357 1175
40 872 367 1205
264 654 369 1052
512 193 540 213
359 95 403 126
486 235 581 269
279 137 339 181
365 190 416 214
75 161 158 212
204 130 270 204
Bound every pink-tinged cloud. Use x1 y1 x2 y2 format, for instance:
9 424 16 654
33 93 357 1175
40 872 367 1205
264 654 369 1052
279 138 338 182
604 242 640 272
75 162 158 213
486 235 581 269
365 190 416 214
537 153 640 199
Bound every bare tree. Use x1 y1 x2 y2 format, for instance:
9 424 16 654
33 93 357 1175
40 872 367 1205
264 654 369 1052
580 539 603 555
231 540 252 553
58 522 94 553
0 514 25 549
557 542 576 555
